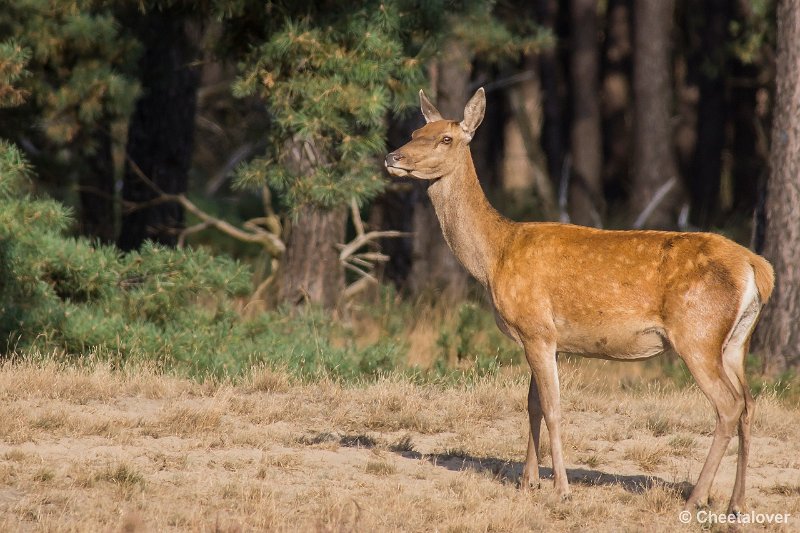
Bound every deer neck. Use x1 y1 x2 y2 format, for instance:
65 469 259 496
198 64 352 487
426 151 508 287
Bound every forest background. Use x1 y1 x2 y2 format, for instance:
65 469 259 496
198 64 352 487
0 0 798 384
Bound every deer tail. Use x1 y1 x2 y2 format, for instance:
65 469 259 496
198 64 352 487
748 252 775 303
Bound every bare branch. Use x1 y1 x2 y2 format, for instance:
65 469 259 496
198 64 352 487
122 196 176 214
343 276 373 300
205 142 257 196
178 194 285 256
243 216 282 238
126 155 167 197
178 221 212 248
125 153 285 257
343 261 378 282
558 155 572 224
339 202 407 299
353 252 390 262
350 197 365 236
346 256 375 269
262 186 278 217
247 265 279 310
473 70 537 94
338 230 408 262
632 176 677 229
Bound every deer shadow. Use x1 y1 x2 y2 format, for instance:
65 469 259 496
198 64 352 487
397 449 693 498
312 432 693 499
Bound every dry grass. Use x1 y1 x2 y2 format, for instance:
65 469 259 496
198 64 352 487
762 482 800 497
244 364 292 393
668 435 697 457
365 459 397 476
624 441 667 472
0 359 797 532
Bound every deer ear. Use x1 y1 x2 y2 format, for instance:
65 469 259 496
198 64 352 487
460 87 486 142
419 90 443 123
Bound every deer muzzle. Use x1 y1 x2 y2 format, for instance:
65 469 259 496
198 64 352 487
384 152 410 176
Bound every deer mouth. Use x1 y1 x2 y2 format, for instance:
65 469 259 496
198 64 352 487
384 161 412 177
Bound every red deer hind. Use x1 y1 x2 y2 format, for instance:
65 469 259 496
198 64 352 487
385 87 774 513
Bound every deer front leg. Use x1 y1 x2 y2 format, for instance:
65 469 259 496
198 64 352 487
521 375 543 490
524 339 570 500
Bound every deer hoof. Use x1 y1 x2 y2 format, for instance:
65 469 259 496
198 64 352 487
683 499 709 513
519 476 541 491
726 504 743 517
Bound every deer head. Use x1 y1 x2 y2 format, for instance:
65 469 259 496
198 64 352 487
385 88 486 180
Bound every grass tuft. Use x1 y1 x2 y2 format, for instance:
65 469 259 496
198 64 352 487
32 468 54 483
578 453 603 468
645 414 672 437
624 442 666 472
390 434 415 453
762 482 800 496
365 460 396 476
96 463 145 489
668 434 696 457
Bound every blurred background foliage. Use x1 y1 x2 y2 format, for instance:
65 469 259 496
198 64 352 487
0 0 797 392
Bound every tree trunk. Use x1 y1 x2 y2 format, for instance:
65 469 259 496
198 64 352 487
730 0 771 219
753 0 800 375
569 0 603 226
688 0 730 229
278 205 347 308
536 0 568 206
630 0 683 229
730 60 762 216
377 113 420 289
118 7 201 251
409 38 469 298
601 0 632 207
503 55 557 219
78 122 115 243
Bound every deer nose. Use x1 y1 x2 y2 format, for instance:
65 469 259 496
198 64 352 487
385 152 404 167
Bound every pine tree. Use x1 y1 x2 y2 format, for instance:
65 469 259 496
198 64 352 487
230 2 425 307
0 0 140 242
0 43 250 373
0 133 258 365
0 41 29 108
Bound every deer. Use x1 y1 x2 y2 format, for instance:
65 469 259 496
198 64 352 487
384 87 774 514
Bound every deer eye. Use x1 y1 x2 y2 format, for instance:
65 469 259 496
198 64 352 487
441 136 452 145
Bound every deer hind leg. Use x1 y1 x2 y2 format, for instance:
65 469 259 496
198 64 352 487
722 271 761 514
521 375 543 490
678 349 745 510
523 338 569 499
725 338 755 515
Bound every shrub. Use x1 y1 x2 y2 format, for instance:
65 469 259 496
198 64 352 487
0 140 253 371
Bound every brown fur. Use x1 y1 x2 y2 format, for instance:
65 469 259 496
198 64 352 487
385 88 775 513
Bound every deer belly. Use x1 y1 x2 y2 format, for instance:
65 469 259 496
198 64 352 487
555 321 668 360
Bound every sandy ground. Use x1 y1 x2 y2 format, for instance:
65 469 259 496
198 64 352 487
0 361 798 532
